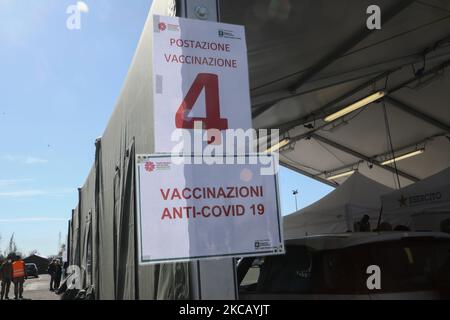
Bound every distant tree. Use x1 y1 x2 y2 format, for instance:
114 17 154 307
6 233 17 255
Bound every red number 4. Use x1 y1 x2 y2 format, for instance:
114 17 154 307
175 73 229 131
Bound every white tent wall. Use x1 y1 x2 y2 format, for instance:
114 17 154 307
68 0 183 300
285 205 380 237
91 0 185 300
78 165 96 290
66 220 72 267
70 210 75 265
70 207 80 267
381 167 450 231
284 173 392 238
69 0 236 300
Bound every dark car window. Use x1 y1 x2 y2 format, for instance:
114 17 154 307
239 245 314 294
365 239 450 293
316 245 371 294
239 238 450 297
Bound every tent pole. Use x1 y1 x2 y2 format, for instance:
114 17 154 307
376 206 384 231
131 140 140 300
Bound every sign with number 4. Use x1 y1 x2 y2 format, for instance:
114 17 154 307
152 15 252 152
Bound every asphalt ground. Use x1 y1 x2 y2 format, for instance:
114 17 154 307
19 274 60 300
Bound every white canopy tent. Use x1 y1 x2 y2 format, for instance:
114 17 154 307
284 173 392 239
381 166 450 231
219 0 450 188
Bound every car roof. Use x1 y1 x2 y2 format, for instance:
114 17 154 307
285 232 450 251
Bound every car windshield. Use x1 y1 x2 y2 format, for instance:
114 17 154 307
239 237 450 295
239 245 314 294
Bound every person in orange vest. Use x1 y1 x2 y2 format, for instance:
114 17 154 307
11 254 26 300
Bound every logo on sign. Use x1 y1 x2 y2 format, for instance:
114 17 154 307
158 22 167 32
145 162 156 172
398 192 443 207
144 161 172 173
158 21 179 32
218 29 241 40
254 240 271 250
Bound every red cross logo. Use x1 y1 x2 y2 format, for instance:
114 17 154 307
145 162 155 172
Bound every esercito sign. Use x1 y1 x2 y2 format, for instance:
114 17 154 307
136 155 284 264
152 14 252 152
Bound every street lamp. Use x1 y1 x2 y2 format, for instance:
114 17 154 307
292 189 299 211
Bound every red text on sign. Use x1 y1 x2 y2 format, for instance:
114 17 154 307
175 73 229 131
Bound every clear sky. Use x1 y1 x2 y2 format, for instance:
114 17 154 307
0 0 333 257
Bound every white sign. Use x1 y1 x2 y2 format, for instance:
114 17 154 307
152 15 252 152
136 155 284 264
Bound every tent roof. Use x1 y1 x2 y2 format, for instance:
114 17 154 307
219 0 450 188
384 166 450 197
284 172 392 224
24 254 49 260
381 166 450 213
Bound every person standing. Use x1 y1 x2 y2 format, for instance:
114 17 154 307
48 260 57 291
54 260 63 291
0 255 13 300
11 255 26 300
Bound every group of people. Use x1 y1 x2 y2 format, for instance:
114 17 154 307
48 259 63 292
0 254 66 300
0 254 26 300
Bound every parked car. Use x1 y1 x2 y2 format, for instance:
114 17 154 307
25 263 39 279
238 232 450 300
